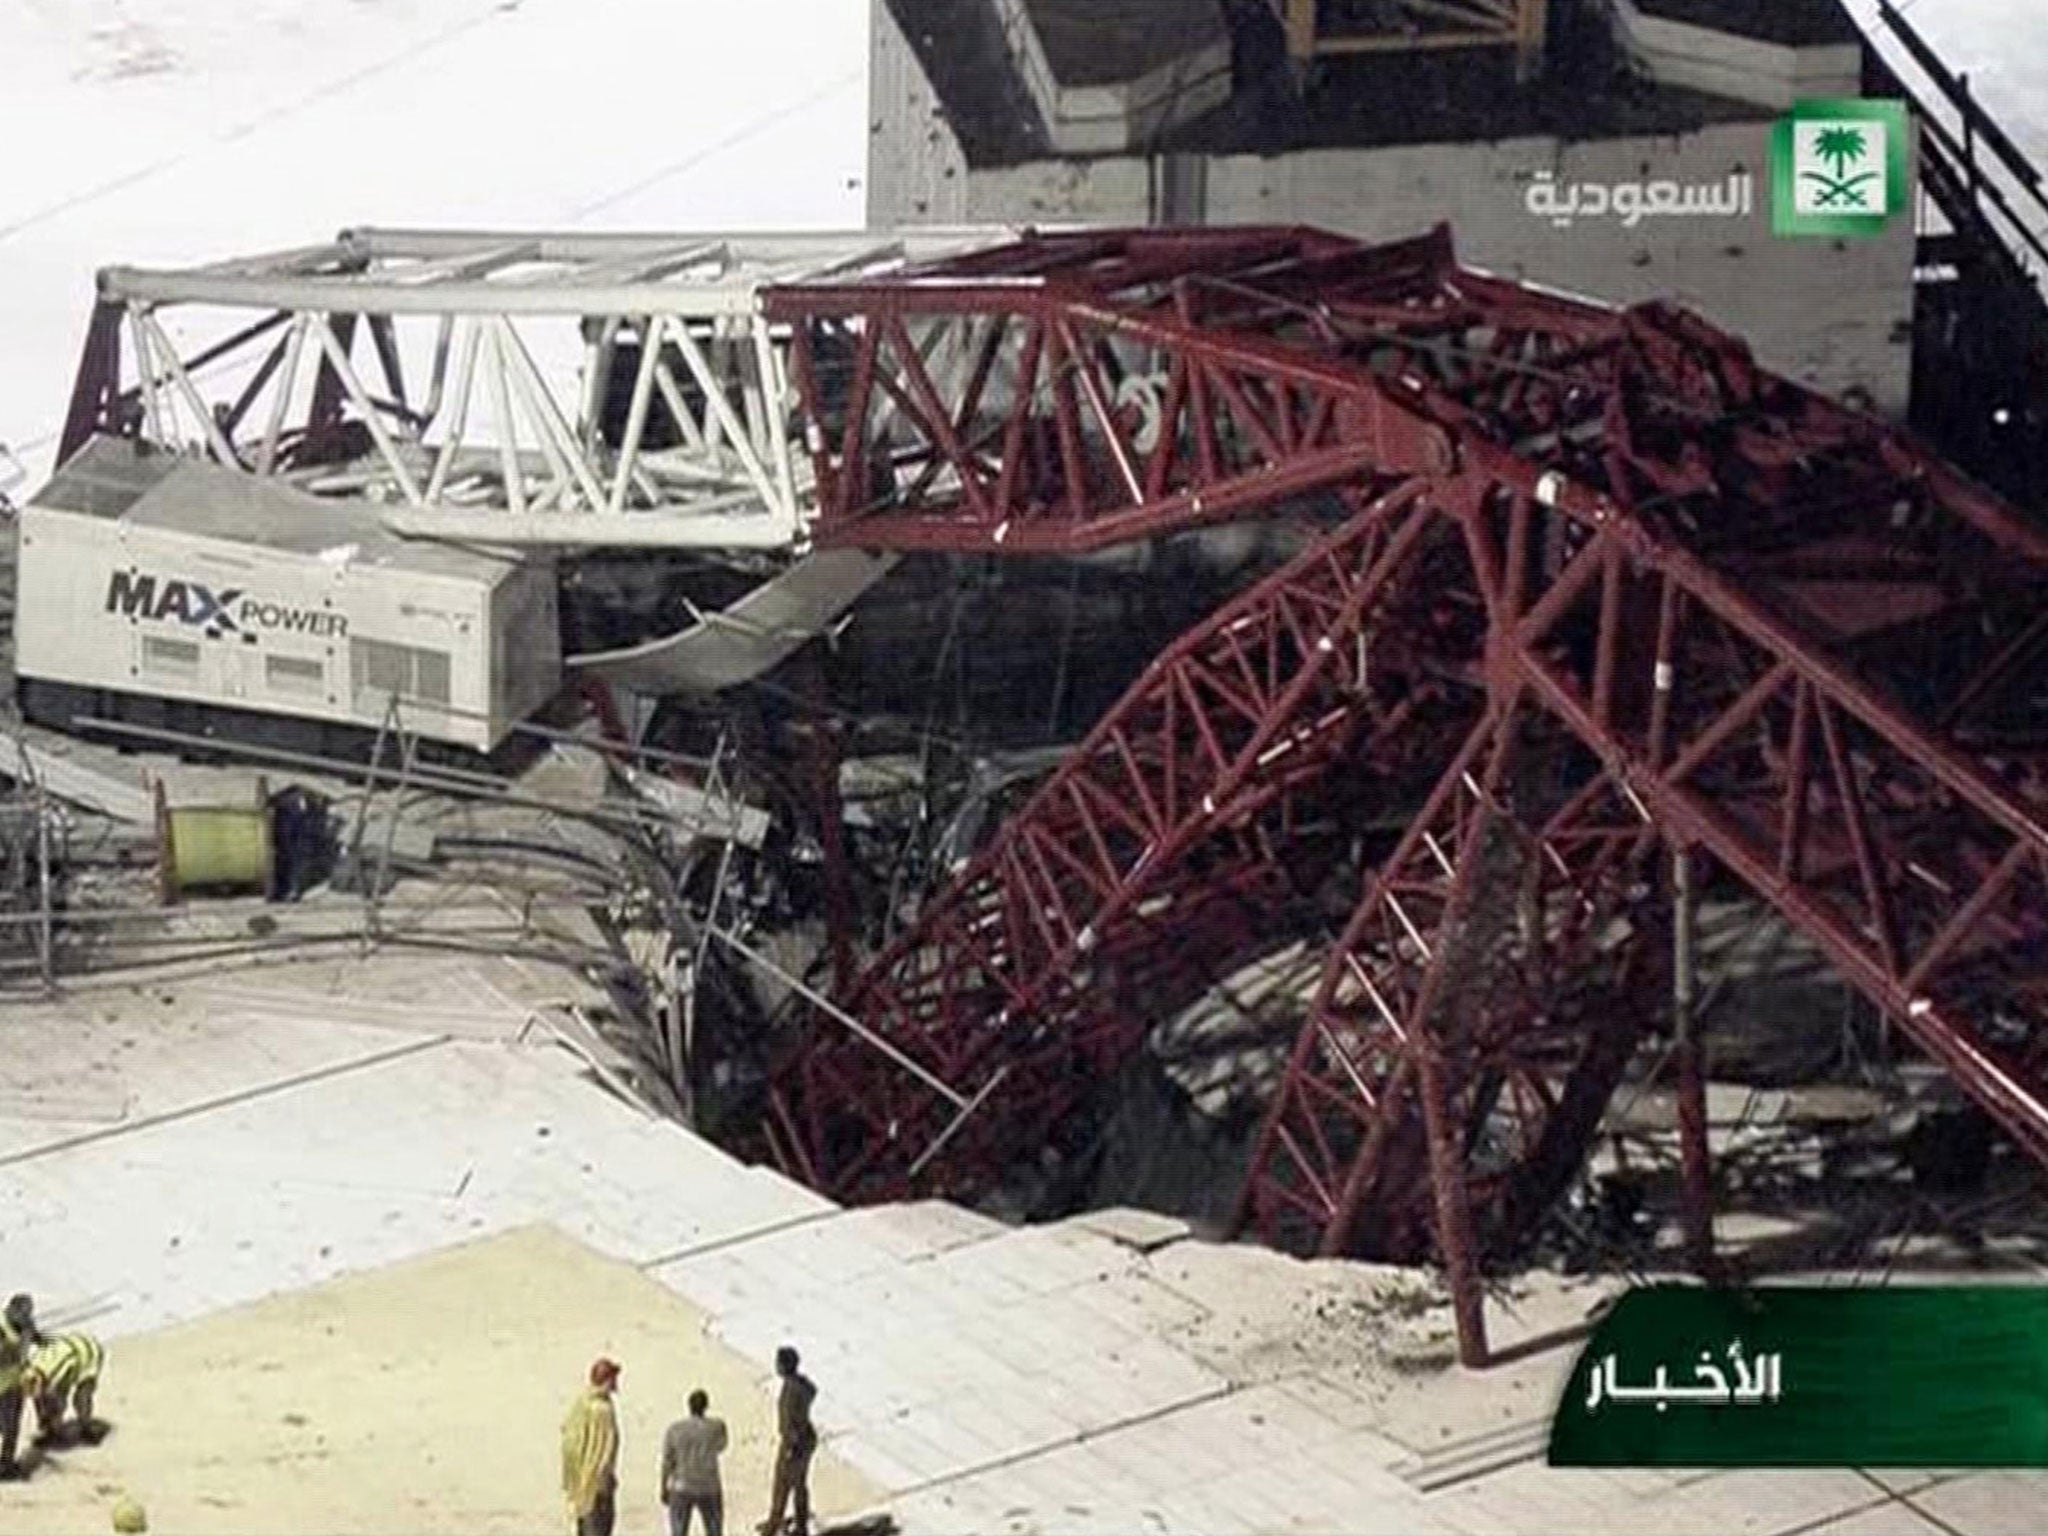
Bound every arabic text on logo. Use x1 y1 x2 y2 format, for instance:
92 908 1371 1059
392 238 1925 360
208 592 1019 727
1582 1339 1784 1416
1524 171 1752 230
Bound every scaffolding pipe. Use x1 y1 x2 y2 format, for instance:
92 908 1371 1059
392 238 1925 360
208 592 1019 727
1672 844 1717 1279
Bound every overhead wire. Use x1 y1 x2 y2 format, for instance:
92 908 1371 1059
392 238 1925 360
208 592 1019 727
0 0 529 248
564 68 863 223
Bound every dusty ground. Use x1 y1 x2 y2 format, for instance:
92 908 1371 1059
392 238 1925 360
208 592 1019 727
1 1225 878 1536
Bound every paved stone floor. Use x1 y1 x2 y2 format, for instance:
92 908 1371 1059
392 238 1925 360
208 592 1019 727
4 947 2044 1534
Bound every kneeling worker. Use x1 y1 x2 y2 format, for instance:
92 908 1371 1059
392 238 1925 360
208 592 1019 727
0 1294 42 1480
26 1332 106 1445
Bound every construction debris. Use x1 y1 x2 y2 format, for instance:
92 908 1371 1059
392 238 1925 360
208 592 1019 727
5 209 2044 1393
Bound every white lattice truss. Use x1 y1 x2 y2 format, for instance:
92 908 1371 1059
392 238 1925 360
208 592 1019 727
90 227 1017 550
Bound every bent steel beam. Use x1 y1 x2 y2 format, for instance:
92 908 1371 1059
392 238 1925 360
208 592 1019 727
757 223 2048 1347
62 227 1019 548
763 226 1465 552
763 477 1481 1200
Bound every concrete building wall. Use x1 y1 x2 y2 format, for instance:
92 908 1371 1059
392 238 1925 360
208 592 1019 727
963 155 1153 223
992 0 1235 156
865 17 1914 412
866 0 969 226
1217 124 1914 414
1608 0 1861 111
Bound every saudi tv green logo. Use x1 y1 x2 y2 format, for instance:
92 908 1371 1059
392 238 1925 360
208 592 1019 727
1772 98 1910 237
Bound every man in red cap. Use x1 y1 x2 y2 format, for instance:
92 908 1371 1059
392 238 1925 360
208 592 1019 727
562 1357 623 1536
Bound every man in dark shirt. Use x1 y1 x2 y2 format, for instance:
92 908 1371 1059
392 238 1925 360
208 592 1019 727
661 1389 729 1536
757 1345 817 1536
0 1295 41 1481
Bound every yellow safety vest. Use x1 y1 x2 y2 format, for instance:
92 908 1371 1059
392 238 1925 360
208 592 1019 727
560 1388 619 1517
26 1334 103 1397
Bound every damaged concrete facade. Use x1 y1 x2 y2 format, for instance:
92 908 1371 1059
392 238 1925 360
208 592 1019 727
867 0 1913 413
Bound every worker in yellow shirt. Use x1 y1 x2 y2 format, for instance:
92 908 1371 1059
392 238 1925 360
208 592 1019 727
561 1357 623 1536
0 1294 41 1481
25 1331 107 1446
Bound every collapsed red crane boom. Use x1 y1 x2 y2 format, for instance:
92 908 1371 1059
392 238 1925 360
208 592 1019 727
757 223 2048 1362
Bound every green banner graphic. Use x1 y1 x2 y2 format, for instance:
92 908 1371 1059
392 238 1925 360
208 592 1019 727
1548 1284 2048 1466
1770 98 1911 238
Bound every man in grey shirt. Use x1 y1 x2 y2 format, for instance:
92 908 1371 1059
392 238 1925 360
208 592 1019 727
661 1389 730 1536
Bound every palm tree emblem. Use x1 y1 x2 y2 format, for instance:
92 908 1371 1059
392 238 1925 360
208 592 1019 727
1803 124 1878 208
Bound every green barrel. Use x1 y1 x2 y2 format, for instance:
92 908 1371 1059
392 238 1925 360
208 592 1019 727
161 805 274 897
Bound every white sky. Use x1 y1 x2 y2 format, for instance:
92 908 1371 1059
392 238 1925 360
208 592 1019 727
1850 0 2048 171
0 0 870 475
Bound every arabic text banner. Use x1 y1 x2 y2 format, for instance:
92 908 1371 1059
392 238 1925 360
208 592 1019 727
1548 1284 2048 1466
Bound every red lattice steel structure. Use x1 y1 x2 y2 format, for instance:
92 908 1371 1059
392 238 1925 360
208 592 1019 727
758 223 2048 1363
